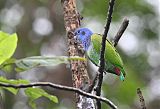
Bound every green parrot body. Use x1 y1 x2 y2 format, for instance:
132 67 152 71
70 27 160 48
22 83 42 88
88 34 125 80
75 28 126 80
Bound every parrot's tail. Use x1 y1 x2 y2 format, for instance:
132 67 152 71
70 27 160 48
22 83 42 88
120 68 126 81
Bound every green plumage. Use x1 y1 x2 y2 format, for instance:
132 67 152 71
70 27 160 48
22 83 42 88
87 34 126 80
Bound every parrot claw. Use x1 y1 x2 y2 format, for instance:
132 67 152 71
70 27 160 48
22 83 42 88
77 44 85 54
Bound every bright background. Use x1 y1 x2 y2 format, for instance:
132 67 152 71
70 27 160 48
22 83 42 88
0 0 159 109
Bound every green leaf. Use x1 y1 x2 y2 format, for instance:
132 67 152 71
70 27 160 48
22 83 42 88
0 76 29 95
0 31 18 65
25 87 58 109
16 56 85 71
0 31 9 42
0 58 16 73
0 77 58 109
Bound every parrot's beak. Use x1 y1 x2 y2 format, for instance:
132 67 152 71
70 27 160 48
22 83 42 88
74 35 77 40
74 32 77 36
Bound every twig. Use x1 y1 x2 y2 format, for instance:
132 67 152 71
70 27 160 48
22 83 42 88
137 88 147 109
88 73 98 93
0 82 117 109
113 18 129 47
96 0 116 108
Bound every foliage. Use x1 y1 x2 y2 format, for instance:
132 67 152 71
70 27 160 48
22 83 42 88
15 56 85 71
0 31 85 109
0 76 29 95
0 31 17 65
25 88 58 109
0 76 58 109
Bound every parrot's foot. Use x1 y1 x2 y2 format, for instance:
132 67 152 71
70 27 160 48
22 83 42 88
77 44 85 54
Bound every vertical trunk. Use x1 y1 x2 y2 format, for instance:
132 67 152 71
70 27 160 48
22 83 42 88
62 0 95 108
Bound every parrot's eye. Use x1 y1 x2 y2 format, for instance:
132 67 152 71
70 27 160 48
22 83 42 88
81 31 85 35
77 30 80 33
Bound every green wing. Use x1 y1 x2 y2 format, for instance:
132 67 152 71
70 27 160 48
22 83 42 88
87 45 100 66
89 34 125 76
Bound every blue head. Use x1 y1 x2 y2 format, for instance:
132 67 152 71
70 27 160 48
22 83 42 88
74 28 93 51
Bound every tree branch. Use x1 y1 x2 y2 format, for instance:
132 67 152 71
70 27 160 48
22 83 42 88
0 82 117 109
113 18 129 47
137 88 147 109
96 0 116 108
62 0 91 108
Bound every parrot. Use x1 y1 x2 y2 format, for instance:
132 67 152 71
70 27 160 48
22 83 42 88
74 28 126 81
